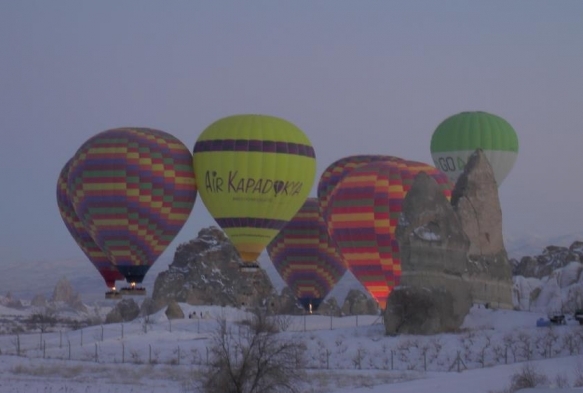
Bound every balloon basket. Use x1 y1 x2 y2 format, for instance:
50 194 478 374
239 263 260 273
120 286 146 296
105 291 122 300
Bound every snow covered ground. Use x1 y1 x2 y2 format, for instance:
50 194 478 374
2 232 583 392
0 304 583 392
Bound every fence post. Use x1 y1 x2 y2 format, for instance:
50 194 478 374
424 352 427 371
505 346 508 364
391 350 394 370
330 315 333 330
169 319 172 333
68 339 71 360
206 347 209 365
43 341 46 359
39 331 43 349
16 333 20 356
101 325 104 342
303 315 306 332
59 330 62 348
177 346 181 365
149 344 152 364
356 314 359 327
121 324 124 340
326 349 330 369
197 318 200 334
122 342 125 364
95 343 98 363
80 329 83 347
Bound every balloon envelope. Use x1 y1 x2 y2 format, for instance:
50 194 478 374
326 159 452 309
193 114 317 264
57 159 124 289
430 111 519 186
267 198 346 310
317 155 404 224
67 128 197 284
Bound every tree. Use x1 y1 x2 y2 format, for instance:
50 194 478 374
201 309 306 393
26 307 58 333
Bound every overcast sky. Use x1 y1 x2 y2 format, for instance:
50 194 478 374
1 1 582 270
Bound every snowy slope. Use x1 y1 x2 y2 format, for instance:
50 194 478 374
0 304 582 392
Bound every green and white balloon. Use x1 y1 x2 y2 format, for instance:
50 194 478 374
430 111 519 186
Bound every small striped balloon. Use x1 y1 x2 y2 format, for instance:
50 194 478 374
267 198 346 310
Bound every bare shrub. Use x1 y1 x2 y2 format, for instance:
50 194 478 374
202 310 307 393
503 332 518 363
562 330 581 355
574 359 583 387
508 363 549 392
271 314 294 332
554 372 570 388
517 331 534 361
26 307 58 333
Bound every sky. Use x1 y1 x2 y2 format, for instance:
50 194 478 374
1 1 583 273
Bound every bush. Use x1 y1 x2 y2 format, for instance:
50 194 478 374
508 363 549 392
201 309 307 393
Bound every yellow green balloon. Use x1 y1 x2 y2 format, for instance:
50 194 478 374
193 114 317 264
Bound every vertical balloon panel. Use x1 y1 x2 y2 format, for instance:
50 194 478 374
56 159 124 290
193 115 317 265
67 128 197 284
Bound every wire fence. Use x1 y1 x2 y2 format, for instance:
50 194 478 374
0 313 582 374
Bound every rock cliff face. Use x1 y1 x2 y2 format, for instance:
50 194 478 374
512 241 583 313
388 172 472 334
451 149 514 309
50 277 87 313
151 227 298 313
511 242 583 279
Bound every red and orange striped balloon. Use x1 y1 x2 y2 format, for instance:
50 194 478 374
326 159 452 309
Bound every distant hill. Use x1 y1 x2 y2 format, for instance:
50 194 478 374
504 231 583 259
4 231 583 306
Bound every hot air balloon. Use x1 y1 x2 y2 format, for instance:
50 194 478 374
267 198 346 312
317 155 404 224
57 159 125 299
192 114 317 271
326 159 452 309
67 128 197 294
430 111 519 186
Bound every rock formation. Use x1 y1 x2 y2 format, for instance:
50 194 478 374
513 241 583 313
511 243 583 279
340 289 379 316
165 301 185 320
30 294 47 308
317 297 341 316
388 172 472 334
151 227 284 312
384 286 458 335
105 298 140 324
451 149 514 309
50 277 87 313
